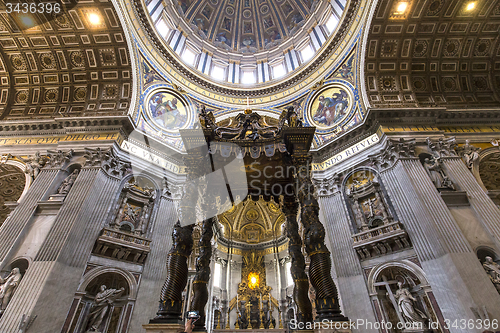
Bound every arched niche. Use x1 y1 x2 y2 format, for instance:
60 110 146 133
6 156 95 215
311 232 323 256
107 175 158 235
47 163 82 202
367 260 445 332
0 161 30 226
477 148 500 205
62 267 137 333
343 169 397 233
476 246 500 264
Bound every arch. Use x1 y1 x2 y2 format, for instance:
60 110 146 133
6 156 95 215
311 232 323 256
5 256 31 276
367 260 430 295
476 246 500 264
477 147 500 191
77 266 138 300
1 159 31 203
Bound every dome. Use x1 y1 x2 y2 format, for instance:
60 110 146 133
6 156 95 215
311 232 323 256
147 0 349 87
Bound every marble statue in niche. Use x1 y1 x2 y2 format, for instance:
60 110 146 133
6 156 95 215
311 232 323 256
85 285 125 332
0 268 22 317
482 256 500 294
346 171 393 232
57 169 79 195
422 156 455 190
374 267 432 332
392 282 427 326
110 178 156 235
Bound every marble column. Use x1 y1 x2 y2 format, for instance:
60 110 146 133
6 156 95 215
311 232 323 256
282 196 312 323
0 154 121 332
379 158 500 327
293 155 348 321
127 194 178 332
0 168 58 267
442 157 500 251
318 191 378 331
152 148 209 323
190 201 215 330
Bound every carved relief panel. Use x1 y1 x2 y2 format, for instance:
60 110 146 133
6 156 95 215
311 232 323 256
345 171 394 232
92 177 157 264
345 170 411 260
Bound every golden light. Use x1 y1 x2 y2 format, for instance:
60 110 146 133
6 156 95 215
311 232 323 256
19 15 35 28
466 2 476 11
87 13 101 25
396 2 408 13
248 272 260 289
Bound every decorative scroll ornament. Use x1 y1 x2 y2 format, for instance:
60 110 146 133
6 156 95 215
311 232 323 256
426 136 457 157
313 174 341 197
84 147 109 166
199 107 302 141
101 151 131 179
46 149 74 168
455 139 481 170
370 138 416 170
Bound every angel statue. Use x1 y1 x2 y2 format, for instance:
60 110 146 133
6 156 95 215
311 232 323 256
482 256 500 293
20 152 47 179
198 105 216 129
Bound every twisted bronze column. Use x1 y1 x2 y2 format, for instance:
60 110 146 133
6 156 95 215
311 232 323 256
282 196 313 323
151 156 202 323
293 155 348 321
189 195 216 330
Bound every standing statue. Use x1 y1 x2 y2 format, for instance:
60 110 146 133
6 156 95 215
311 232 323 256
57 169 79 195
0 268 22 317
394 282 427 326
457 140 481 170
85 285 125 332
482 256 500 294
423 157 455 190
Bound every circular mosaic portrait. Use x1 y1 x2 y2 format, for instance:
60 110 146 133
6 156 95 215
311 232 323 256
307 84 354 129
147 90 190 131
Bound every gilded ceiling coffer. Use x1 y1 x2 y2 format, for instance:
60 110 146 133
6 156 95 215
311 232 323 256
292 153 349 321
282 196 313 323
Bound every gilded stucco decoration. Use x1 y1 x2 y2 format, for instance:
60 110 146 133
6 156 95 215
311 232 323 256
218 197 284 244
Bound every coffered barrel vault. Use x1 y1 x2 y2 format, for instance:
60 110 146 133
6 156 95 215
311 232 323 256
364 0 500 108
0 0 133 119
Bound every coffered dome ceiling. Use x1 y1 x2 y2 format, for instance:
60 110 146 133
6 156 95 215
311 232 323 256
364 0 500 108
0 0 133 120
175 0 320 54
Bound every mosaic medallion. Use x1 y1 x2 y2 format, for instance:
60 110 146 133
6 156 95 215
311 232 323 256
307 83 354 129
147 90 190 131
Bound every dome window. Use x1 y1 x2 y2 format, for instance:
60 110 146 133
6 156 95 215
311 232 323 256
325 14 339 35
300 44 314 62
272 63 286 79
241 70 256 85
211 64 225 81
155 19 170 39
182 47 197 66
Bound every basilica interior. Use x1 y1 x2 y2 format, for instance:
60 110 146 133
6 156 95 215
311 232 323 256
0 0 500 332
